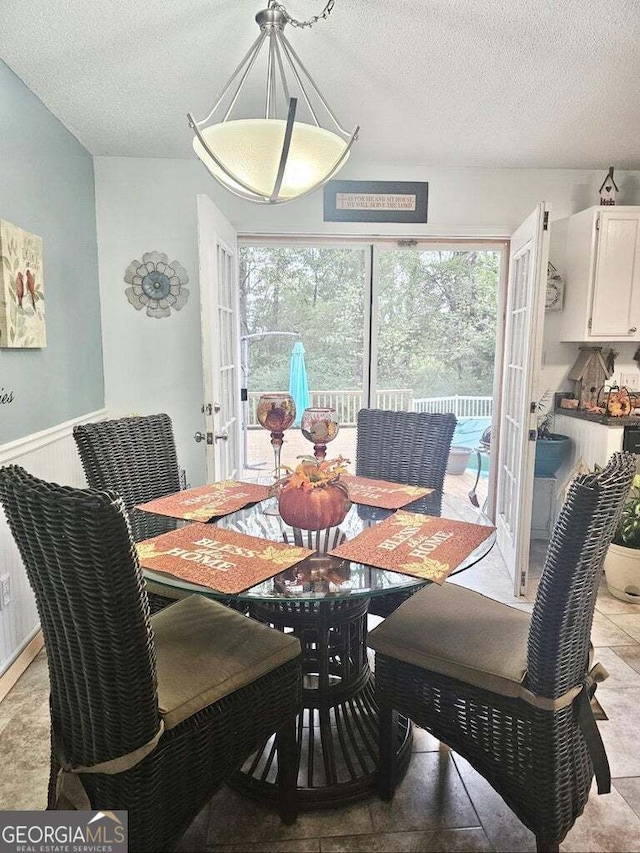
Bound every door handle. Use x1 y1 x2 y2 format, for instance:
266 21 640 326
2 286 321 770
214 431 229 442
193 431 206 443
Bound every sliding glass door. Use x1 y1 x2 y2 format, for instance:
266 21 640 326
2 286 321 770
239 240 503 486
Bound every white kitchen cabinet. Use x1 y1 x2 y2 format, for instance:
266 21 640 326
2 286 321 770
559 206 640 341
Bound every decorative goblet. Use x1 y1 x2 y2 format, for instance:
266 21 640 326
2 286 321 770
256 393 296 481
301 407 340 461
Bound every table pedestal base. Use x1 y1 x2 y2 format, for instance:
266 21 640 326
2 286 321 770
231 598 412 808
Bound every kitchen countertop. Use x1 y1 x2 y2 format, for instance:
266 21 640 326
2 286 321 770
554 408 640 427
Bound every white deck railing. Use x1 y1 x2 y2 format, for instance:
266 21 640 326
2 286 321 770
413 395 493 419
247 390 493 426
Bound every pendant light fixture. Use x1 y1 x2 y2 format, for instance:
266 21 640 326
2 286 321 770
187 1 359 205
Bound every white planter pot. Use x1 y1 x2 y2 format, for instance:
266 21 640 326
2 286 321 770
603 542 640 603
446 446 473 476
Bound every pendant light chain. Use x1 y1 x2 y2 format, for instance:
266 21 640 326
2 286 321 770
269 0 335 29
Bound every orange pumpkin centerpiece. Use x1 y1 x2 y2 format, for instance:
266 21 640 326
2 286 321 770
276 457 351 531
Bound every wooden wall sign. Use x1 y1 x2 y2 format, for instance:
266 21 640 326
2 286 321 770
323 180 429 223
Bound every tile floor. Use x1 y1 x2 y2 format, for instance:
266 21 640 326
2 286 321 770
3 543 640 852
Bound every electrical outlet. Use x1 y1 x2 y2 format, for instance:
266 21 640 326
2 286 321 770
621 373 640 391
0 573 11 609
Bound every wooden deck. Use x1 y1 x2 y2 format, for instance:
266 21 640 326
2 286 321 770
243 426 488 506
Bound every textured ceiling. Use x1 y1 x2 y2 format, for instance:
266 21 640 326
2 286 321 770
0 0 639 169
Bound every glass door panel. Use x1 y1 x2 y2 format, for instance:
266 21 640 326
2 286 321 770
239 245 368 473
375 247 501 501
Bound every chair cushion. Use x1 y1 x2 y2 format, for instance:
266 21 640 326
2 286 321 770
368 582 530 698
145 579 188 601
151 595 301 729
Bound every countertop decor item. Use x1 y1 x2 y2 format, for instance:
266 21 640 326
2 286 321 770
256 392 296 481
187 1 358 204
597 384 632 417
567 346 613 410
276 456 351 530
0 218 46 348
124 251 189 318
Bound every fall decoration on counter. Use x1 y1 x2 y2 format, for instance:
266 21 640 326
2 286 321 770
597 384 632 417
275 456 352 530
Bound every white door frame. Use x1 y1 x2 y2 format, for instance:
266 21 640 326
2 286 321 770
236 235 509 503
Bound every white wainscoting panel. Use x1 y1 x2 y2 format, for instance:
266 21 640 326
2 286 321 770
554 414 624 473
0 409 108 674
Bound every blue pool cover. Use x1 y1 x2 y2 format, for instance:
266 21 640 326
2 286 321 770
450 417 491 475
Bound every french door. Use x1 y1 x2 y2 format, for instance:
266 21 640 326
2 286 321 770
196 195 242 482
199 213 549 596
495 204 550 595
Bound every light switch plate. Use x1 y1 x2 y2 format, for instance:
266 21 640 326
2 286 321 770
621 373 640 391
0 573 11 609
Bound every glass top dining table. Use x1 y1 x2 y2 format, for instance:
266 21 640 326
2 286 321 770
136 491 495 604
133 489 495 809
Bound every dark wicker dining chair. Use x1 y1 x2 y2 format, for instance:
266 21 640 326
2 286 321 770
73 414 184 612
355 408 457 617
73 413 181 521
0 465 302 853
369 452 635 853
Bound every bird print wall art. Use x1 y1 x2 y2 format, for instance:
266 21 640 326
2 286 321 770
0 219 46 348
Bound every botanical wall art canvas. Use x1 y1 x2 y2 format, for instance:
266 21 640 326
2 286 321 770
0 219 46 348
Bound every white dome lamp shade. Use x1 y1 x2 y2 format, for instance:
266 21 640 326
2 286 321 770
188 3 359 205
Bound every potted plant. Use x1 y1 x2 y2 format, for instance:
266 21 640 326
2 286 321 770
603 474 640 603
534 395 572 477
275 456 352 530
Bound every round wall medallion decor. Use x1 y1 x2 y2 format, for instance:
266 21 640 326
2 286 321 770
124 251 189 318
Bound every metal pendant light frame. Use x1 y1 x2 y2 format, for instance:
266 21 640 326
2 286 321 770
187 3 359 204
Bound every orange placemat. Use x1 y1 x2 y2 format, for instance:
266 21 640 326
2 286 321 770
329 511 495 585
340 475 433 509
137 523 313 595
136 481 270 521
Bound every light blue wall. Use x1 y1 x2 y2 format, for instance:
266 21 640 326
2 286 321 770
0 60 103 442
